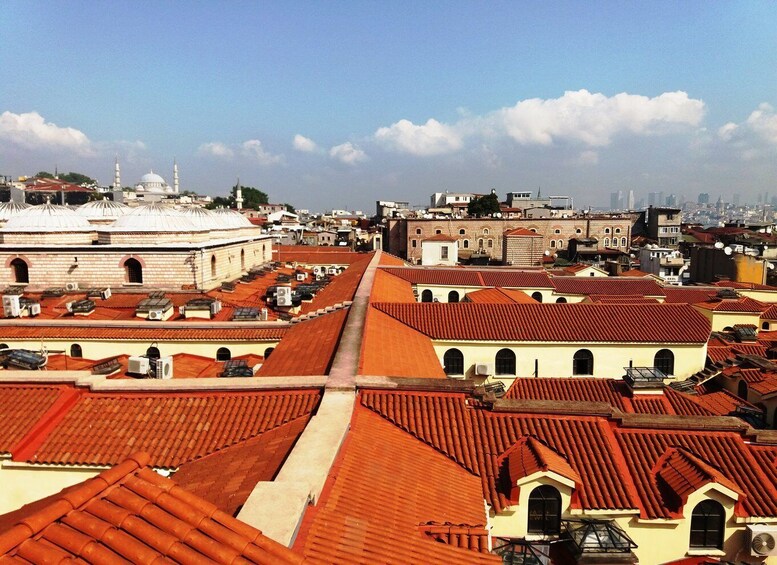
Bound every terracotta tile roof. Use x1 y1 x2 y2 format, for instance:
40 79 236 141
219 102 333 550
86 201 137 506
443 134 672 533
616 429 777 518
0 452 304 564
172 416 311 516
722 366 777 397
550 277 665 296
369 268 416 302
497 436 580 502
273 247 365 266
762 304 777 319
693 296 767 313
359 307 446 378
295 405 499 564
620 269 653 277
418 524 491 554
0 325 288 342
692 387 753 415
0 384 68 455
653 447 743 508
714 281 777 291
299 254 372 314
386 267 485 286
585 294 661 304
360 390 638 513
257 309 347 376
377 252 409 266
373 302 711 343
504 227 542 237
423 233 457 242
479 270 554 288
662 287 719 304
17 389 321 468
750 446 777 489
464 287 539 304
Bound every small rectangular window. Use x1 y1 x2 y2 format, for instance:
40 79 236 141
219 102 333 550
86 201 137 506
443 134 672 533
441 246 449 260
411 239 417 248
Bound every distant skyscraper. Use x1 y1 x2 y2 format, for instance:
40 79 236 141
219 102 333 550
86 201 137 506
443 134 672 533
610 191 623 210
666 194 677 207
627 190 635 210
658 192 665 207
698 192 709 205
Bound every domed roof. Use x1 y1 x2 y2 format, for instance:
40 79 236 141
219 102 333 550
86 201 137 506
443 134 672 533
110 202 202 232
76 199 131 219
180 206 224 230
0 201 32 222
211 207 254 228
140 172 166 185
3 204 92 232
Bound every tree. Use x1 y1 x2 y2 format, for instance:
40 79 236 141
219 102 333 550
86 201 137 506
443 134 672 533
60 172 96 185
284 203 296 213
35 171 55 179
467 193 501 217
206 185 270 210
206 196 232 210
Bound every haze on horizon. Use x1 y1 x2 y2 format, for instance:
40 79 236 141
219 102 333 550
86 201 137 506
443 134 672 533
1 1 776 212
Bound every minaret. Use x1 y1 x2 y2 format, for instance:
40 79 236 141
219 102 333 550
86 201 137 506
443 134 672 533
173 160 179 193
235 178 244 210
113 156 121 189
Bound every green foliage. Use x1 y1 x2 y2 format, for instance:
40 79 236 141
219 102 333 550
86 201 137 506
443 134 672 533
206 185 270 210
467 193 501 217
206 196 232 210
284 202 296 213
35 171 55 179
34 171 96 186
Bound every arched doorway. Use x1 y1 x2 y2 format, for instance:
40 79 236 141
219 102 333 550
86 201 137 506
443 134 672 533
10 258 29 284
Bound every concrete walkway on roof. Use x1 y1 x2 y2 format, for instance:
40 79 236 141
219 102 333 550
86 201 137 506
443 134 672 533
236 250 383 547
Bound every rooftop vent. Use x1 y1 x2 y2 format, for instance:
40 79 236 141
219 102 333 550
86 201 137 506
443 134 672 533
716 288 739 299
0 349 47 370
220 359 254 378
221 281 236 293
69 299 96 315
623 366 667 393
232 307 259 321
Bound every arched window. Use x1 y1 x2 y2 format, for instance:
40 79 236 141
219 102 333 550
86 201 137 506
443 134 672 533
495 349 516 375
762 321 770 331
478 238 484 249
210 255 217 278
416 228 422 235
604 228 611 234
738 380 748 401
554 229 561 234
146 346 160 360
487 239 493 248
621 237 627 247
573 349 594 375
124 258 143 284
463 239 469 249
531 292 543 303
421 289 433 303
603 237 610 247
264 347 274 359
615 228 621 234
10 258 29 284
448 290 459 303
528 485 561 535
556 297 567 303
70 344 82 358
216 347 231 361
435 229 442 235
240 249 245 270
459 228 466 235
0 344 7 350
654 349 674 375
557 240 563 249
483 228 490 235
443 349 464 376
575 228 582 234
690 500 724 549
550 240 556 248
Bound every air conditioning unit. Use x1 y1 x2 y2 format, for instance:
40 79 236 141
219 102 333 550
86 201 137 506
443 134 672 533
100 288 112 300
127 356 150 376
296 272 305 281
65 282 79 292
749 525 777 557
276 286 293 307
153 356 173 379
2 295 20 318
27 302 41 317
178 305 186 316
210 300 222 316
327 267 337 275
475 363 494 376
147 309 164 321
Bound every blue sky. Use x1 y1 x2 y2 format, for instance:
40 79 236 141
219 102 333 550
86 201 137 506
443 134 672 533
1 1 776 211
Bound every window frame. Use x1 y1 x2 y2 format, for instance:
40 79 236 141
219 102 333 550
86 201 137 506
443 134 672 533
443 348 464 376
527 485 562 535
573 349 594 375
689 500 725 550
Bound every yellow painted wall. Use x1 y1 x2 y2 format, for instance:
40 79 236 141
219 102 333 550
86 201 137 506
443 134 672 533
0 461 100 515
740 289 777 303
490 475 574 538
733 254 767 285
432 341 707 380
693 308 761 333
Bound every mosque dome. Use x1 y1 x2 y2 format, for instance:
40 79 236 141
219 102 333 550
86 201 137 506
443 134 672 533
110 202 202 232
211 207 254 228
0 201 32 222
76 199 131 220
180 207 225 230
3 204 92 231
136 171 171 193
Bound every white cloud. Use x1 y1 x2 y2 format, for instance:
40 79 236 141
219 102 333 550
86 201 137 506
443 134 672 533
717 122 738 141
293 134 318 153
374 118 463 156
573 150 600 166
0 111 93 155
329 142 367 165
197 141 234 159
241 139 283 165
486 90 705 147
746 103 777 145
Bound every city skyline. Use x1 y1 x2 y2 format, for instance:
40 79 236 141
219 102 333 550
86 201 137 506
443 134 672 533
1 1 776 211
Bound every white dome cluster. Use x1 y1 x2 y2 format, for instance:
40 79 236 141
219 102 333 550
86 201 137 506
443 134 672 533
4 204 92 232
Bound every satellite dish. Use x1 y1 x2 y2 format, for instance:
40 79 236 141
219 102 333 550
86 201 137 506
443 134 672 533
724 247 733 255
714 241 724 249
544 250 550 256
769 263 775 270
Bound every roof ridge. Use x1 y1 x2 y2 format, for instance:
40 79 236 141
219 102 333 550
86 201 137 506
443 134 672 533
11 387 83 462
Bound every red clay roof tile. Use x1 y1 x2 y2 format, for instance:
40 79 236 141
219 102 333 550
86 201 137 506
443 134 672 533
550 277 665 296
369 269 416 302
299 254 372 314
464 288 539 304
0 453 303 564
373 302 711 343
0 385 67 455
